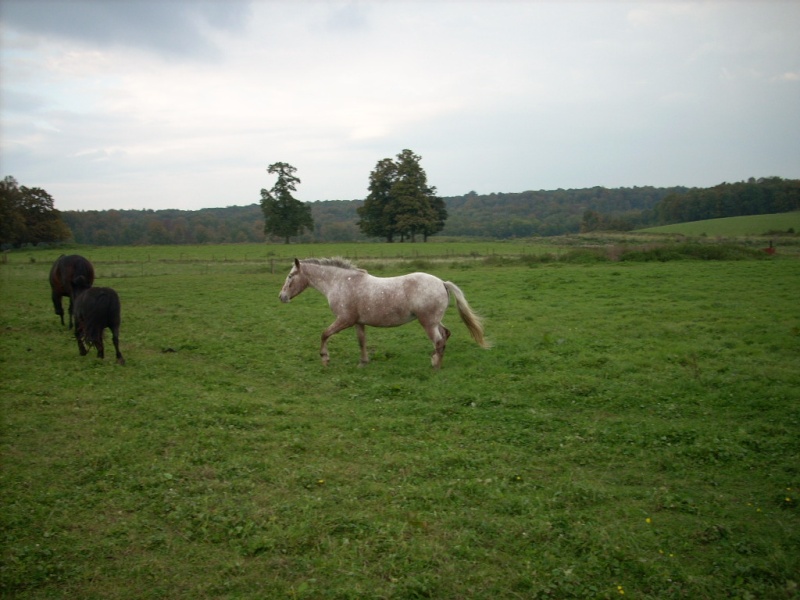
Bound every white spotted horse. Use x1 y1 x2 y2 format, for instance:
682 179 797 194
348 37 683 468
279 257 490 368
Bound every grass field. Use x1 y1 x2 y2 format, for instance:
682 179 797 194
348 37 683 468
2 242 799 599
0 241 554 265
639 211 800 237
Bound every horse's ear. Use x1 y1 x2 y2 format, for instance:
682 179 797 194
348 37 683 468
294 258 301 269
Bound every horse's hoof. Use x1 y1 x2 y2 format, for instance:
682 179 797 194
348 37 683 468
117 358 126 365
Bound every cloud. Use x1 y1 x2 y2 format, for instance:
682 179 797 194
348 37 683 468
626 3 712 28
776 71 800 82
0 0 251 58
323 2 370 33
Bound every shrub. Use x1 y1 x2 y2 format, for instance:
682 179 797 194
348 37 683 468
560 248 609 263
619 243 767 262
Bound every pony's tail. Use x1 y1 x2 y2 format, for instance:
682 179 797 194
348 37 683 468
444 281 491 349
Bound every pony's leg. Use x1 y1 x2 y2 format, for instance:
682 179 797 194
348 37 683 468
95 333 105 360
320 318 354 366
355 324 369 366
75 325 88 356
67 296 74 329
112 326 125 365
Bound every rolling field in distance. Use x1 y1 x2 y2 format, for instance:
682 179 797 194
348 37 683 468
639 211 800 237
2 242 799 599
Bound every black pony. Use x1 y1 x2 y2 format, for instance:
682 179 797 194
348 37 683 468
73 287 126 365
49 254 95 328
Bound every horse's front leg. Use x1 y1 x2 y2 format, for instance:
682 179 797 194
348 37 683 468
355 324 369 366
320 318 354 366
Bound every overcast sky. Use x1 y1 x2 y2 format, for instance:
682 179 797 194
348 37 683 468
1 1 799 211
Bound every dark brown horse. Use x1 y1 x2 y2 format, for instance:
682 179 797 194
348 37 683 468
279 258 490 368
73 287 125 365
49 254 95 328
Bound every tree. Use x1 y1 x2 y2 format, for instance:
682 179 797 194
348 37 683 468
0 177 25 245
580 210 602 233
146 219 171 245
356 149 445 242
259 163 314 244
0 176 71 246
357 158 398 242
392 149 439 243
421 194 447 242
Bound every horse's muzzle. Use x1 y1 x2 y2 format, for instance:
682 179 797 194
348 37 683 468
279 292 290 303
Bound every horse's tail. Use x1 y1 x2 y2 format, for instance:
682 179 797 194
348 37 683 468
444 281 491 348
70 257 95 292
72 274 91 292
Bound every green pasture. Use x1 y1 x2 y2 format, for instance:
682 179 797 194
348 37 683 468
639 211 800 237
1 241 554 269
2 243 799 599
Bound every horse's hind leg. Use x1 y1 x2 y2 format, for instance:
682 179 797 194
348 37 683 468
355 324 369 366
436 325 451 367
112 326 125 365
95 333 105 360
53 293 65 326
423 322 450 369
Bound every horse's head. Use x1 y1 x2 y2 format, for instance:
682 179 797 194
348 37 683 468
279 258 309 303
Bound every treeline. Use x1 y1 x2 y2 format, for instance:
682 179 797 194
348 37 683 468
61 186 687 245
61 201 363 246
445 186 685 237
655 177 800 225
34 177 800 246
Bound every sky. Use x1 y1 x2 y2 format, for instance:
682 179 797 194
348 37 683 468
1 1 799 212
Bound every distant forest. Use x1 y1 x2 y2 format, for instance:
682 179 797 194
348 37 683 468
60 177 799 245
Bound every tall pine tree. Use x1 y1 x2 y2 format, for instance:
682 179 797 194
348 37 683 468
260 163 314 244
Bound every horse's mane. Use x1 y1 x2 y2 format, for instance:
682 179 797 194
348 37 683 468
301 257 364 272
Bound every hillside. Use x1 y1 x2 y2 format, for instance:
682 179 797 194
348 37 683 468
639 212 800 237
